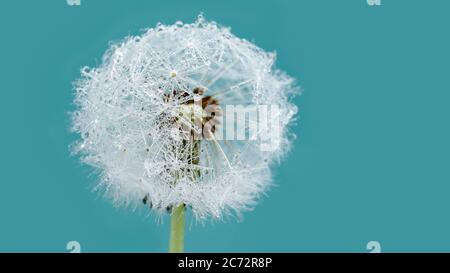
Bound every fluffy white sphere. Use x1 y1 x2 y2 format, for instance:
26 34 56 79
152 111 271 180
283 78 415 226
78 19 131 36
71 15 297 220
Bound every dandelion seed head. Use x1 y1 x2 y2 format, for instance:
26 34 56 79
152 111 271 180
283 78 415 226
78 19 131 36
71 15 298 221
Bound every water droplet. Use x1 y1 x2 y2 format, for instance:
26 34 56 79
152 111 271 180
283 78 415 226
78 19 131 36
197 14 205 24
156 22 164 32
175 20 183 27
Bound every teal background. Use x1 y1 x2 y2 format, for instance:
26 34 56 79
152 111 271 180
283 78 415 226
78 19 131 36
0 0 449 252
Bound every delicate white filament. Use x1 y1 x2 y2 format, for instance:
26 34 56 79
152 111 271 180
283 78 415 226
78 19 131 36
71 15 298 221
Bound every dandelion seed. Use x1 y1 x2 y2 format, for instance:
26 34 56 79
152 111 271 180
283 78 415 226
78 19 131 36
71 14 298 252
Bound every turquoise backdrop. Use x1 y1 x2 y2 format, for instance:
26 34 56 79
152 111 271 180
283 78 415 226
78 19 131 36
1 0 449 252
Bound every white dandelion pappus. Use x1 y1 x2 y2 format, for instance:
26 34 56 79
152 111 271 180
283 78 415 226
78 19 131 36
71 15 298 221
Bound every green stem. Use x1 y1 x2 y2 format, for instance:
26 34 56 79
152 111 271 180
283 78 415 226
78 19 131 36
169 204 185 253
168 105 201 253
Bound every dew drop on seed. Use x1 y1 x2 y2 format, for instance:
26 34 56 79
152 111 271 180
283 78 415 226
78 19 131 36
156 23 164 32
197 14 205 25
